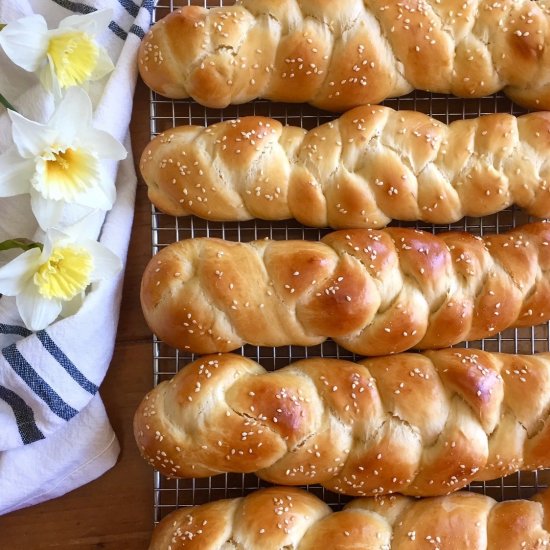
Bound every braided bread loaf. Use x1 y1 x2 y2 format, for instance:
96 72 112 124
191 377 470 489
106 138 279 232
141 107 550 228
149 486 550 550
141 222 550 356
139 1 550 111
134 351 550 498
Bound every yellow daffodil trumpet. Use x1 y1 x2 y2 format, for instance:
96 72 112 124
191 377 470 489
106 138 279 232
47 31 99 89
34 246 93 301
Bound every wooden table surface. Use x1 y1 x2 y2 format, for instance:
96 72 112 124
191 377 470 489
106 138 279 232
0 79 156 549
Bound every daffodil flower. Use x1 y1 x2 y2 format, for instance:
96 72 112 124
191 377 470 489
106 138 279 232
0 227 121 331
0 10 114 95
0 87 126 229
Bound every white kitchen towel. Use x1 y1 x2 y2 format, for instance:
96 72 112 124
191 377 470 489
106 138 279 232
0 0 152 514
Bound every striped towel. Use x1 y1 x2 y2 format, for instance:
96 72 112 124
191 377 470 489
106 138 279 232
0 0 152 515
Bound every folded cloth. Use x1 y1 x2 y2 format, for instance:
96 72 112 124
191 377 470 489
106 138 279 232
0 0 152 515
0 395 119 515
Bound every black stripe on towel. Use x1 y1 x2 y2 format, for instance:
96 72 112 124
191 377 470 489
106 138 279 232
143 0 154 15
108 20 128 40
0 323 32 337
36 331 98 395
49 0 95 14
129 24 145 39
0 384 45 445
2 344 78 421
117 0 140 18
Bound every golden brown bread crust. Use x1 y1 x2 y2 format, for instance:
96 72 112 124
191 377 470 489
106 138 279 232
139 1 550 111
140 222 550 355
141 107 550 227
134 351 550 498
149 488 331 550
148 486 550 549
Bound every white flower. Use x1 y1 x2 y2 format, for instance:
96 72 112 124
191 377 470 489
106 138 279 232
0 10 114 95
0 87 127 229
0 226 121 331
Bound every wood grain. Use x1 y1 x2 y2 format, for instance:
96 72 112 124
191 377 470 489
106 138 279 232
0 79 154 550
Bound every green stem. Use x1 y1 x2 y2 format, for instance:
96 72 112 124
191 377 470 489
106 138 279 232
0 239 43 253
0 25 16 111
0 92 16 112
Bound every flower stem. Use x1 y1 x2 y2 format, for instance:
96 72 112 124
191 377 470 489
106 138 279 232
0 25 16 111
0 92 16 112
0 239 43 253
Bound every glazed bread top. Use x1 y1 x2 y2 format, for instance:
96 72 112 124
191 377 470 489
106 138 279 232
148 486 550 550
139 1 550 111
140 222 550 356
135 351 550 497
141 107 550 228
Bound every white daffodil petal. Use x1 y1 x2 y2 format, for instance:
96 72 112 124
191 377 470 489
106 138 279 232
48 87 92 143
85 240 122 281
8 111 56 158
43 227 71 251
73 180 115 211
17 280 62 331
81 127 127 160
0 15 49 72
89 46 114 81
30 192 65 230
59 9 113 36
52 212 98 242
39 61 54 92
38 58 62 98
39 232 54 261
0 248 42 296
60 292 85 318
0 149 33 197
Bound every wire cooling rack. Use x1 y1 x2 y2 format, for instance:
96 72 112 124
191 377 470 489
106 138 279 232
148 0 550 524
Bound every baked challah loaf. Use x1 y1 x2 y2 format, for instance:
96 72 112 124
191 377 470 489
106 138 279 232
139 1 550 111
149 486 550 550
140 222 550 355
134 351 550 497
141 107 550 228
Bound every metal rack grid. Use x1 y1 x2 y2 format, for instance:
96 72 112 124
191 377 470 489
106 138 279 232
148 0 550 525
